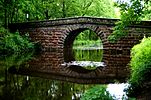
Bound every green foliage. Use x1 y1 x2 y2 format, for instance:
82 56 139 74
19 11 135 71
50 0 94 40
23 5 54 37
0 27 34 54
108 0 149 42
80 85 114 100
108 21 128 42
75 30 100 41
73 29 103 50
78 0 116 18
0 0 117 27
126 37 151 96
143 1 151 20
130 37 151 84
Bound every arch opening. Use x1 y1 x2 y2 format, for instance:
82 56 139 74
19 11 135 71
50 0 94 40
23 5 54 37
73 29 103 51
63 28 105 70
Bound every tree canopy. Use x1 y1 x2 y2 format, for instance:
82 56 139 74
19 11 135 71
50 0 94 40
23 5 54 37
0 0 117 28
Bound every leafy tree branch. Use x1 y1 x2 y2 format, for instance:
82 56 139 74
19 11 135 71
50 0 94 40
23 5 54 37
108 0 150 42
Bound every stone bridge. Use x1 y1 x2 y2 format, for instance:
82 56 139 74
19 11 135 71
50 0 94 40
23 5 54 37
9 17 151 51
8 17 151 83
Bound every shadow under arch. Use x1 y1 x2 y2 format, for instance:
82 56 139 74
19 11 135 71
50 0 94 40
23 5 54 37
63 28 105 62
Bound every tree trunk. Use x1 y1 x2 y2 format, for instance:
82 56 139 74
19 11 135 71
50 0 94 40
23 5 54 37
62 0 66 18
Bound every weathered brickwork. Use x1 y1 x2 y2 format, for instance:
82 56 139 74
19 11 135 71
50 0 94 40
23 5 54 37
9 17 151 51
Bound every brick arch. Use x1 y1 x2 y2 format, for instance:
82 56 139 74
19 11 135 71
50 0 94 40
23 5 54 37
63 26 108 49
63 26 109 63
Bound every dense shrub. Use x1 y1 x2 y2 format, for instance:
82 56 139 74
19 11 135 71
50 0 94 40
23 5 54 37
130 37 151 85
0 27 34 54
126 37 151 96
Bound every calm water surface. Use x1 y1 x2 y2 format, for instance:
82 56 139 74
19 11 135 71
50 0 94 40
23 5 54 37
0 47 131 100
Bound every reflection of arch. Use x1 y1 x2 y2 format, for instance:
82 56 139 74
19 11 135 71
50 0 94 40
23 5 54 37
8 64 128 84
65 65 104 74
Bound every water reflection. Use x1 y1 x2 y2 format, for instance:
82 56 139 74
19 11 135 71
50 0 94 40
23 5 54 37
0 75 91 100
0 47 133 99
73 48 103 62
7 49 129 84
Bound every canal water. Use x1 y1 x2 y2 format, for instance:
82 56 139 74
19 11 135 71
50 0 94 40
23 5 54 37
0 47 132 100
